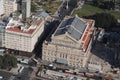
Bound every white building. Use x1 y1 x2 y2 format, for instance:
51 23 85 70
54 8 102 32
3 17 45 53
0 0 18 15
42 16 95 68
0 0 4 15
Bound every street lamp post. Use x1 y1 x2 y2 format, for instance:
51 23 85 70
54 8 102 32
66 0 69 10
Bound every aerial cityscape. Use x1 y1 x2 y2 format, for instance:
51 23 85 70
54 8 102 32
0 0 120 80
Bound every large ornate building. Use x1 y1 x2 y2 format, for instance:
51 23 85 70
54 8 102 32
42 16 95 68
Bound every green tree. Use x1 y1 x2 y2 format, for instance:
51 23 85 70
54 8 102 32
39 65 44 76
48 0 52 4
69 0 77 8
11 56 17 67
92 13 117 29
103 1 115 10
0 56 2 68
93 0 104 6
86 77 90 80
31 3 37 12
0 54 17 69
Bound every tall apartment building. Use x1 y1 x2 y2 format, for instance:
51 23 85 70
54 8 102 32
22 0 31 19
0 0 18 15
16 0 22 12
0 26 5 48
17 0 31 20
42 16 95 68
0 0 4 15
2 17 45 53
3 0 18 15
0 16 7 48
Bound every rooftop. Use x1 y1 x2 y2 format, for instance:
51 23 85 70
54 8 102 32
51 16 94 51
6 18 44 34
34 11 50 18
54 16 90 41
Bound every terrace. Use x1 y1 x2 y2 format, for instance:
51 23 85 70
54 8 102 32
6 18 44 34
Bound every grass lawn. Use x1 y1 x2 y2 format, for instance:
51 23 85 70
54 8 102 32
73 4 120 20
110 11 120 19
42 1 62 14
72 4 104 17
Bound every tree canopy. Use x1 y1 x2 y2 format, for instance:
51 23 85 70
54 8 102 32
31 3 37 12
92 0 115 10
92 13 117 29
0 54 17 69
102 1 115 10
93 0 104 6
68 0 78 8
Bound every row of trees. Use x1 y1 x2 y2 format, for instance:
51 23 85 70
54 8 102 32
0 54 17 69
92 0 115 10
68 0 78 8
31 2 37 12
84 13 118 29
84 0 119 29
93 13 117 29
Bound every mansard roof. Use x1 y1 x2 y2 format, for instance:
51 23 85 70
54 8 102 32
54 16 87 41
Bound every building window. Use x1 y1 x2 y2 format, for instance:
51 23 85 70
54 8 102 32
60 53 62 58
63 53 64 58
47 58 49 61
65 54 67 59
44 52 46 55
70 56 72 59
54 53 57 57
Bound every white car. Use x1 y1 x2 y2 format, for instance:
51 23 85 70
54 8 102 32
97 29 105 41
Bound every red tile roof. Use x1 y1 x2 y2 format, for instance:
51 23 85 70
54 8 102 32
81 19 94 52
82 34 87 41
6 20 43 34
83 34 91 51
7 27 35 34
84 19 94 28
